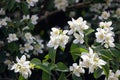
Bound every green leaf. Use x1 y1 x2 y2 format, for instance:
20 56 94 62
60 46 65 52
0 64 6 73
85 28 94 36
28 21 34 30
70 44 80 62
42 71 51 80
49 48 56 63
58 73 67 80
7 42 19 53
110 48 120 61
18 74 25 80
36 64 51 75
31 58 41 66
70 44 88 61
56 62 68 72
42 54 50 62
31 58 51 74
102 65 109 77
99 49 113 60
72 74 82 80
48 63 57 70
21 2 29 15
94 68 103 79
115 43 120 50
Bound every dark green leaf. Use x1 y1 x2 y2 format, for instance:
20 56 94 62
42 71 51 80
21 2 29 15
56 62 68 72
72 74 82 80
102 65 109 77
31 58 41 66
18 74 25 80
58 73 67 80
49 48 56 63
94 68 103 79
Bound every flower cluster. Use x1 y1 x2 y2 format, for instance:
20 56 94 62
11 55 32 79
7 33 18 43
105 70 120 80
15 0 38 8
47 27 69 49
54 0 68 11
21 14 38 25
69 47 106 77
99 11 110 20
95 21 115 48
68 17 89 44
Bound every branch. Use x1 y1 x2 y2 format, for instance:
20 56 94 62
38 2 91 22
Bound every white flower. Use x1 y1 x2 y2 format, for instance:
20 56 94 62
69 61 85 77
25 32 33 40
7 33 18 43
0 8 5 15
68 17 89 35
0 18 7 28
11 55 32 79
99 21 112 29
26 0 38 7
22 15 30 21
47 28 69 49
99 11 110 20
24 43 33 52
33 39 44 55
81 47 106 73
19 45 25 54
95 28 105 43
105 70 120 80
31 15 38 25
73 33 84 44
50 28 60 36
24 32 35 44
54 0 68 11
95 21 115 48
59 33 69 48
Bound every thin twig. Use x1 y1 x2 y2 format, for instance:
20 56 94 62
38 2 91 22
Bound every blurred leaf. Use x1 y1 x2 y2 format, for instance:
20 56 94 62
110 48 120 61
72 74 82 80
5 0 16 11
102 65 109 78
36 64 51 75
56 62 68 72
42 71 51 80
31 58 50 74
0 51 6 63
42 54 50 62
21 2 29 15
31 58 41 66
60 46 65 52
58 73 67 80
115 43 120 50
99 49 113 60
48 63 57 70
94 68 102 79
18 74 25 80
49 48 56 63
28 21 34 30
0 64 6 73
85 28 94 36
70 44 88 61
7 42 19 53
